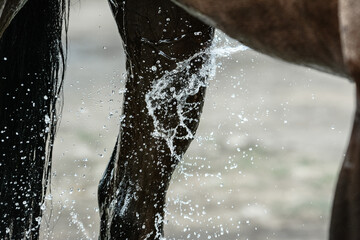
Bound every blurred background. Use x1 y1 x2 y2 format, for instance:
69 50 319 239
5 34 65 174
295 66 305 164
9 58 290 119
41 0 354 239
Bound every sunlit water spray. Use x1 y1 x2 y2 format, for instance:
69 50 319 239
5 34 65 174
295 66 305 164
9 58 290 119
145 32 248 162
70 211 92 240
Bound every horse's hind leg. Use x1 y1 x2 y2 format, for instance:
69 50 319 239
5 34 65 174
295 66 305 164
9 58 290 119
0 0 65 238
97 0 214 239
330 84 360 240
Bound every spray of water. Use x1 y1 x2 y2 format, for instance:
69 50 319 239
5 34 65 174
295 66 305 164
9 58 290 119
145 32 248 161
145 32 248 237
70 212 92 240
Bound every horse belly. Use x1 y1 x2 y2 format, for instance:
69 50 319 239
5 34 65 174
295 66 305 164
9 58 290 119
173 0 348 77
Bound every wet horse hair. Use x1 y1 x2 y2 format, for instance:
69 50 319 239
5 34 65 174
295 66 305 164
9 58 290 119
0 0 67 238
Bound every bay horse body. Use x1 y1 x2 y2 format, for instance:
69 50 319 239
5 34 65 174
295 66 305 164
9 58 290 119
1 0 360 239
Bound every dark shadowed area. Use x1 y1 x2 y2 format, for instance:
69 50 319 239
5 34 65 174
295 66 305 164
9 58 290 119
40 0 354 239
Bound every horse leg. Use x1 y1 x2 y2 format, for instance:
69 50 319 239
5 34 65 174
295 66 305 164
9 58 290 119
97 0 214 239
330 2 360 238
330 84 360 240
0 0 66 238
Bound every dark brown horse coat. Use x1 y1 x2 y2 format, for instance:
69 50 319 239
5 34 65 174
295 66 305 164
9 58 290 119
172 0 350 77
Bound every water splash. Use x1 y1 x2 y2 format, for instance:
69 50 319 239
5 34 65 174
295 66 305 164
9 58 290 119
70 212 92 240
154 212 165 240
212 44 248 57
145 33 247 161
145 50 214 160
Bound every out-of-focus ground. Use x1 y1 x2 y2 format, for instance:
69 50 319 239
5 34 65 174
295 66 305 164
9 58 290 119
41 0 354 239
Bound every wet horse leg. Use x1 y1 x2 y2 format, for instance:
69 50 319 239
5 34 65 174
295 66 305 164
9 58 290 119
0 0 66 238
330 84 360 240
97 0 214 239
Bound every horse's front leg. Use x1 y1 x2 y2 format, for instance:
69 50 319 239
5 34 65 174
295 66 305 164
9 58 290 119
98 0 214 239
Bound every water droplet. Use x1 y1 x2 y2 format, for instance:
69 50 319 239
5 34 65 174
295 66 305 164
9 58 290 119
44 114 50 124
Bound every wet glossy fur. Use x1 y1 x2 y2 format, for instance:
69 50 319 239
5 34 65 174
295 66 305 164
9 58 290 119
0 0 67 238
